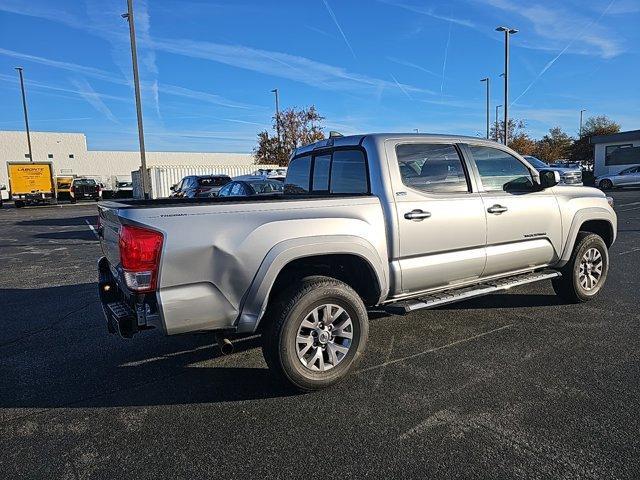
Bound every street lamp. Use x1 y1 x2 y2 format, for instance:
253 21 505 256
579 109 587 138
480 77 490 139
495 104 502 142
496 26 518 146
271 88 281 159
15 67 33 162
122 0 148 198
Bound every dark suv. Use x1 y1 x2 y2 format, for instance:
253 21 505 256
170 175 232 198
70 178 101 202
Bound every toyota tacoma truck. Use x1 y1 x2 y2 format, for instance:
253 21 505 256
97 133 617 391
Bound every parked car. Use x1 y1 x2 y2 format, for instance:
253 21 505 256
114 176 134 198
0 183 8 208
97 133 616 391
215 178 284 197
70 178 101 202
524 156 583 185
170 175 231 198
596 165 640 190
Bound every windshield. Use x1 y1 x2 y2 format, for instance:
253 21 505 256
74 179 96 186
524 156 549 169
249 180 284 194
198 176 230 187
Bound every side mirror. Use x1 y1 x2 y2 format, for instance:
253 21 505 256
538 169 560 188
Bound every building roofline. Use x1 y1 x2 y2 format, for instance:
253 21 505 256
590 129 640 144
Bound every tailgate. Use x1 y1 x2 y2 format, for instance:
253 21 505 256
97 204 122 267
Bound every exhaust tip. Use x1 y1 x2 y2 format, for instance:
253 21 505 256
216 335 234 355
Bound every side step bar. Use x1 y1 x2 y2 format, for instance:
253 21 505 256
384 270 561 314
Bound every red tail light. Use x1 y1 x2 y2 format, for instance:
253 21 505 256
118 225 163 292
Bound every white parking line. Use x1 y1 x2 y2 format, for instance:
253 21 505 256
357 323 514 375
85 219 99 239
618 201 640 207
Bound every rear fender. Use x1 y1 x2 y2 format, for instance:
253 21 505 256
235 235 389 333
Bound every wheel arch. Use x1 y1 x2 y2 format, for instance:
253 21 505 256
557 208 616 267
235 235 389 333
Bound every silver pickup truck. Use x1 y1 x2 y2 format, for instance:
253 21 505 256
97 133 617 391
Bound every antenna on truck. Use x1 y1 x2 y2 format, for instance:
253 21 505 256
329 131 343 138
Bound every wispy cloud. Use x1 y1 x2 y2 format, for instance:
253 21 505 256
511 0 618 104
321 0 357 59
387 56 441 79
69 77 119 124
440 20 453 95
377 0 476 28
478 0 623 59
150 37 429 97
390 74 413 100
0 48 259 110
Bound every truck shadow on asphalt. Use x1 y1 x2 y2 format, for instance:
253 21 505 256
0 283 297 410
16 215 96 227
0 283 567 410
32 230 98 241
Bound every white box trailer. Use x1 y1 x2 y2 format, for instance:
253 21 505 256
132 164 279 199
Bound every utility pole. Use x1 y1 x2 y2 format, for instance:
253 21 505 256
15 67 33 162
495 105 502 142
480 77 490 139
496 26 518 146
122 0 148 198
579 109 586 138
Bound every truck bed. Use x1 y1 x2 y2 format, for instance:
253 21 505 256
99 192 373 209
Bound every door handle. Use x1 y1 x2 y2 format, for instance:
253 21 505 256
404 209 431 221
487 204 508 214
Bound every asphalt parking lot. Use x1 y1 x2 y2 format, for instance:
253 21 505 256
1 191 639 479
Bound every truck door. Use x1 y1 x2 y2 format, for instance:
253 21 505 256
389 141 487 294
465 144 562 277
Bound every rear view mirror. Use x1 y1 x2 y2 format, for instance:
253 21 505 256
539 169 560 188
170 185 176 191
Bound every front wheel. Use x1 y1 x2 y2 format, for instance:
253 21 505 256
262 276 369 391
552 232 609 303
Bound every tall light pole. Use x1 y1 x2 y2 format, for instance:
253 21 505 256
15 67 33 162
480 77 490 139
122 0 148 198
271 88 280 153
496 26 518 146
579 109 587 138
495 104 502 142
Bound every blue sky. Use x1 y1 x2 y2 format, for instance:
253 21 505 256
0 0 638 152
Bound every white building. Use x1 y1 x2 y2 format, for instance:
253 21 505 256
591 129 640 177
0 130 256 188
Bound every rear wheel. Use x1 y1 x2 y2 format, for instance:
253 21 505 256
262 276 369 391
14 200 24 208
552 232 609 303
599 179 613 190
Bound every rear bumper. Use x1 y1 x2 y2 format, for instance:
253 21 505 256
98 256 163 338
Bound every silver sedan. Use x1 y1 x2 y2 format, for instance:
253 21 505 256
596 165 640 190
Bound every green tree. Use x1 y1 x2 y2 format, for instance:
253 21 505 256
570 115 620 166
534 126 574 163
490 118 526 145
254 105 325 166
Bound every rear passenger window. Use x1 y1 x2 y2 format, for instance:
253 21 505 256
285 155 311 193
330 150 368 194
396 143 469 193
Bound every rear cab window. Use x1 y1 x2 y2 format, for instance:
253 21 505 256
285 148 369 195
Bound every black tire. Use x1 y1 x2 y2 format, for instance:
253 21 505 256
14 200 25 208
552 232 609 303
599 179 613 190
262 275 369 392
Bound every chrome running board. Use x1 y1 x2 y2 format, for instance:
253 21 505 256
384 270 561 314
